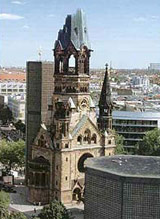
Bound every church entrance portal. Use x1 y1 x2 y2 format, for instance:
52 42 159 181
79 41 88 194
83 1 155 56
78 153 93 173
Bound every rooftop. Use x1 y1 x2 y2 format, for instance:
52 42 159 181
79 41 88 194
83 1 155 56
113 110 160 120
55 9 91 50
85 155 160 178
0 73 26 82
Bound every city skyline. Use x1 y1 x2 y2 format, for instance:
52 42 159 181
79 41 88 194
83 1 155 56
1 0 160 69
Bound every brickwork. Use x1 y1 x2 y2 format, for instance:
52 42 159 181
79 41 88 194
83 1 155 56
85 170 121 219
84 156 160 219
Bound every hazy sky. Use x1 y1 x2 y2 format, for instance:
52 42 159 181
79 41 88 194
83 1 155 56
1 0 160 68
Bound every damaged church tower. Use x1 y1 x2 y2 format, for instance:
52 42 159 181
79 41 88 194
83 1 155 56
26 9 115 204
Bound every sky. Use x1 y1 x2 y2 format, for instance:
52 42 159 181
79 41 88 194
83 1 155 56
0 0 160 69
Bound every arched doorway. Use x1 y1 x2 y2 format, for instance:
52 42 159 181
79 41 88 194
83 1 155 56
78 153 93 173
72 187 81 201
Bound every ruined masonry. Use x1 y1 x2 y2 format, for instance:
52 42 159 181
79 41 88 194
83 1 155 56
26 9 116 204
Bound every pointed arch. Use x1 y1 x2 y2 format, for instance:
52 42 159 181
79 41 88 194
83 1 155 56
84 129 91 144
91 133 97 144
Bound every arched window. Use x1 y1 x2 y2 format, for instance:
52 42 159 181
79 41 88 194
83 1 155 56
84 129 91 144
77 135 82 145
69 55 75 67
91 134 97 144
38 135 45 147
60 60 63 73
68 55 76 73
65 144 69 148
72 187 81 201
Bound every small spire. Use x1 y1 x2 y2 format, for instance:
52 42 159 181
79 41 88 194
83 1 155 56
105 63 108 71
98 63 113 131
99 63 112 108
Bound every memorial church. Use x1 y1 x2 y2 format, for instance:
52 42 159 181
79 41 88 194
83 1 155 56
26 9 115 204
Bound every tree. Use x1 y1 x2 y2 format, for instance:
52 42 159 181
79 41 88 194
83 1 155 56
14 120 25 134
136 128 160 156
0 106 13 124
0 191 26 219
112 130 126 155
114 134 126 155
0 140 25 170
38 200 73 219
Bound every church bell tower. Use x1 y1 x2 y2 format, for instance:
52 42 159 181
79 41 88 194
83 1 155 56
27 9 116 205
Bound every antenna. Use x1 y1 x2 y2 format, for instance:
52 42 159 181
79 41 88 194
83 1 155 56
110 61 112 69
38 46 42 61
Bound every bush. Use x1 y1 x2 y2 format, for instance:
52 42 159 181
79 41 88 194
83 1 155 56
38 200 73 219
0 191 10 219
0 191 10 208
8 211 27 219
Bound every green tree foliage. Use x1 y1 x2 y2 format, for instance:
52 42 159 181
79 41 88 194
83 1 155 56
0 191 10 219
8 211 27 219
0 191 26 219
0 191 10 208
136 128 160 156
14 120 25 134
0 140 25 170
112 130 126 155
0 106 13 124
38 200 73 219
115 134 125 155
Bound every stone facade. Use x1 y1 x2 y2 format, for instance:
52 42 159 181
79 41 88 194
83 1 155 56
26 10 115 204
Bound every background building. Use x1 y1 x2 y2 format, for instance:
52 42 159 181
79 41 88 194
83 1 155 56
148 63 160 70
8 94 26 123
26 61 54 167
85 155 160 219
113 111 160 150
0 81 26 97
131 75 150 89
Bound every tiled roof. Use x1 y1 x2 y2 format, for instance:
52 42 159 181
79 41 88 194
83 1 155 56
71 115 88 137
0 74 26 82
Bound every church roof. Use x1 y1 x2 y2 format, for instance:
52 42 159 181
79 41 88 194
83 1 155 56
72 115 88 137
55 9 91 50
71 114 100 137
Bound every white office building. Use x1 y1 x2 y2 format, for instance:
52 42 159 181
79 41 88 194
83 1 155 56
131 76 150 89
0 81 26 96
8 94 26 123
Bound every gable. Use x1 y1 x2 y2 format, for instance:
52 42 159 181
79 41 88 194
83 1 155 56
33 126 53 150
71 115 100 138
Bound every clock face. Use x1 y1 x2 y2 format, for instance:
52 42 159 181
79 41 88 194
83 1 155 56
79 98 89 110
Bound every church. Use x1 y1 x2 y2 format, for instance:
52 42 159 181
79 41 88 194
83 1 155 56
26 9 115 204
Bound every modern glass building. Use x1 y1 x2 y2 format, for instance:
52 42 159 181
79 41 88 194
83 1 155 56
112 111 160 150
